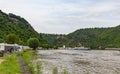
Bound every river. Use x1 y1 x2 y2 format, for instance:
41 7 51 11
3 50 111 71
37 50 120 74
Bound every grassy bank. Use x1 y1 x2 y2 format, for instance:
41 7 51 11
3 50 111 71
0 53 22 74
0 50 41 74
21 49 42 74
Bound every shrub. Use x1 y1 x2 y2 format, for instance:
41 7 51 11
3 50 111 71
27 38 39 50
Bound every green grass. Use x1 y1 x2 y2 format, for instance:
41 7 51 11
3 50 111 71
36 61 42 74
62 69 69 74
21 49 42 74
53 67 58 74
0 54 22 74
52 67 69 74
0 50 42 74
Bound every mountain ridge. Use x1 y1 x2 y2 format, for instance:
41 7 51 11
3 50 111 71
0 10 120 49
0 10 44 45
42 25 120 49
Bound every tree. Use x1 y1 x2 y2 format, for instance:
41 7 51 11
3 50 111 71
6 34 19 44
27 38 39 50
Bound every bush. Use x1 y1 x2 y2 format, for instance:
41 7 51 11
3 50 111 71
27 38 39 50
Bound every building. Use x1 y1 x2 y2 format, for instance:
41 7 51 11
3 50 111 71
0 43 20 52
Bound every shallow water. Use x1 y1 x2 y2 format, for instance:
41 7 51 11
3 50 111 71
38 50 120 74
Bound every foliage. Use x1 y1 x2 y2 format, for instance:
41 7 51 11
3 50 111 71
62 69 69 74
1 10 120 49
0 10 46 45
36 62 42 74
22 50 35 74
21 50 42 74
53 67 58 74
6 33 19 44
41 33 67 48
41 33 58 45
27 38 39 50
0 54 22 74
42 26 120 49
66 26 120 49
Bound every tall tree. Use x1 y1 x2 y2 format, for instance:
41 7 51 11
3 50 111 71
6 33 19 44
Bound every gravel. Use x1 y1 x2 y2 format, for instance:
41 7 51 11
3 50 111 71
38 50 120 74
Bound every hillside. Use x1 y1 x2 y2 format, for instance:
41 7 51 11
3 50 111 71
0 10 44 45
41 33 67 47
42 26 120 49
1 10 120 49
65 26 120 49
41 33 57 45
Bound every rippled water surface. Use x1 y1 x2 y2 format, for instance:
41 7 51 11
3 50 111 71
38 50 120 74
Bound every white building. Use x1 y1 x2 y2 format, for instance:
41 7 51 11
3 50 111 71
0 43 19 52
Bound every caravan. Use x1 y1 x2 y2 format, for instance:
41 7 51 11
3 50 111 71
0 43 20 56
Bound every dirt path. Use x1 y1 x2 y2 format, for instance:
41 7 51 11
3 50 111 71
18 56 31 74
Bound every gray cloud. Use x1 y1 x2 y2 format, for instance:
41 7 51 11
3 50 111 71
0 0 120 34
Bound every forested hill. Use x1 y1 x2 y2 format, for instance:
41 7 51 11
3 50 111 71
40 33 66 47
0 10 45 45
65 25 120 48
42 25 120 49
1 10 120 49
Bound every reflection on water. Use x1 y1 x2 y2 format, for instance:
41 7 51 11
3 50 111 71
38 50 120 74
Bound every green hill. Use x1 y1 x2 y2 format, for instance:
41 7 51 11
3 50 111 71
1 10 120 49
0 10 45 45
42 26 120 49
65 26 120 49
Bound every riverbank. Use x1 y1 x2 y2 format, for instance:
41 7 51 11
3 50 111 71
21 50 42 74
0 50 41 74
0 53 23 74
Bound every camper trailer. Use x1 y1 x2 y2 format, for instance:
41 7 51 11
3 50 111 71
0 43 20 56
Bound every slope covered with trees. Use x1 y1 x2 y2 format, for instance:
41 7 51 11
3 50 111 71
1 10 120 49
65 26 120 49
42 26 120 49
0 10 45 45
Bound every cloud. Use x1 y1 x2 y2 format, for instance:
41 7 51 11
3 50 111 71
0 0 120 34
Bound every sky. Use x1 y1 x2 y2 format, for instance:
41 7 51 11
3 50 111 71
0 0 120 34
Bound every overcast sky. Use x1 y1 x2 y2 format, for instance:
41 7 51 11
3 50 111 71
0 0 120 34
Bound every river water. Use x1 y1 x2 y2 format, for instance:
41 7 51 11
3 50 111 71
37 50 120 74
